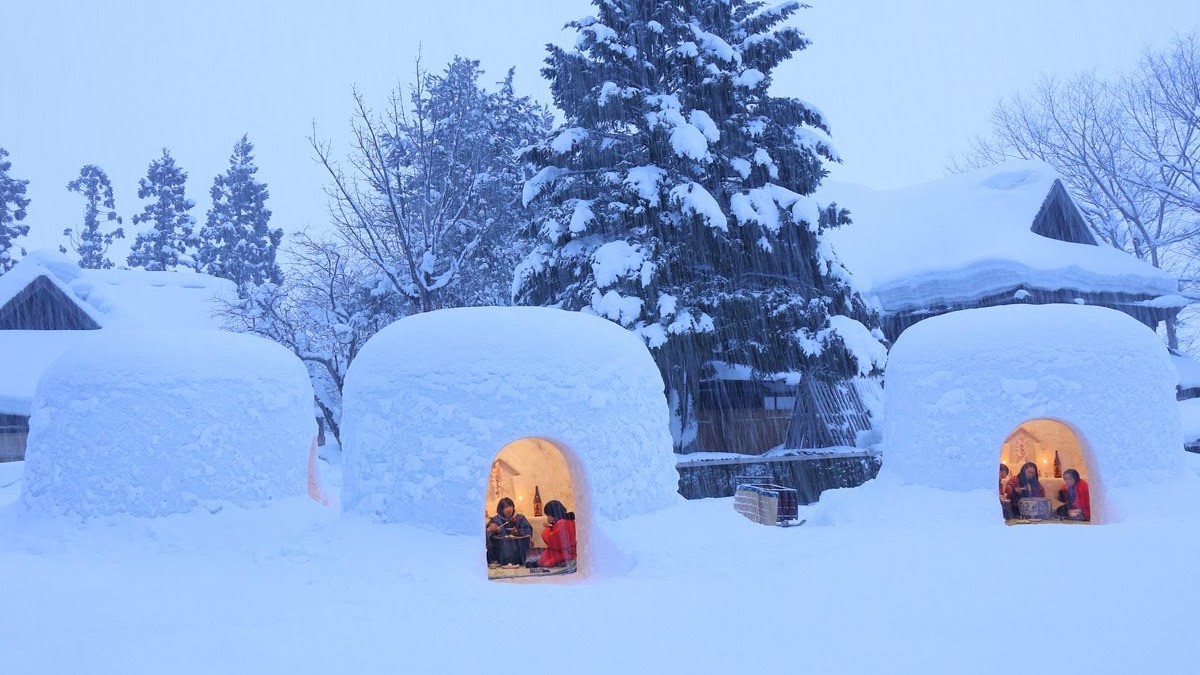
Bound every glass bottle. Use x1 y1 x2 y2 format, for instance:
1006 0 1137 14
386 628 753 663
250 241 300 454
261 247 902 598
1053 450 1062 478
533 485 543 517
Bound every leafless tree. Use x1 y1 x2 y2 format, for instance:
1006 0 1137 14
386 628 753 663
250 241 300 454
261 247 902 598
222 232 400 446
310 57 550 314
957 31 1200 348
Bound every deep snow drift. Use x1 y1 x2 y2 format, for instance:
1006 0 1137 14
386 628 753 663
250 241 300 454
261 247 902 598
1 455 1199 675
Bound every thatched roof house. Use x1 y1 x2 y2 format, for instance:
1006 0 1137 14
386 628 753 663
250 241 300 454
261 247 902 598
821 160 1185 342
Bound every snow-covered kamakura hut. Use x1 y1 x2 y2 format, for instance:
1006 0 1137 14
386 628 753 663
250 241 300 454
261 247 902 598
339 306 680 578
20 330 315 518
0 251 236 461
883 303 1184 524
821 160 1186 343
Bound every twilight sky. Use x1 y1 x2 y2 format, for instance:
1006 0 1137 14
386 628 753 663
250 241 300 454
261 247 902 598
4 0 1198 256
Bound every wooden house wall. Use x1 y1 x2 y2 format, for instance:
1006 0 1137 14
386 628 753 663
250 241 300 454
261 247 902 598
882 287 1176 343
0 275 100 330
0 413 28 462
1031 179 1097 245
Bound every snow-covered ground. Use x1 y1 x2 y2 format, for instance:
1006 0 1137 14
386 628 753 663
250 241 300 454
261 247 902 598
2 456 1199 674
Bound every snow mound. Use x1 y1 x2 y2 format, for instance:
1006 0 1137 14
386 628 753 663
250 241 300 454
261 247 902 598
883 304 1182 517
340 306 680 534
21 331 315 518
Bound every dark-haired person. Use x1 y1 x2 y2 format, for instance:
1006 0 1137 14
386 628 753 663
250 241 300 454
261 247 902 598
535 499 577 568
486 497 533 568
1008 461 1045 519
999 463 1014 519
1055 468 1091 521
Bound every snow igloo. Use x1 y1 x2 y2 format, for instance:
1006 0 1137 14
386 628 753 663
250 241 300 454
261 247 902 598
883 304 1183 524
21 331 315 518
339 306 680 577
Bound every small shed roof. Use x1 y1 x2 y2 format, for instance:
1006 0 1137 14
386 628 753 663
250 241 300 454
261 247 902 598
0 251 236 415
784 378 874 450
0 250 236 331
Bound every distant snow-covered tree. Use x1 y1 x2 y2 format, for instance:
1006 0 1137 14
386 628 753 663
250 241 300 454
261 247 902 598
312 56 553 313
197 135 282 290
63 164 124 270
0 147 31 274
127 148 197 271
517 0 885 450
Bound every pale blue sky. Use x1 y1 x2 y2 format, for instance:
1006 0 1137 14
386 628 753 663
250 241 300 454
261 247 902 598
5 0 1199 255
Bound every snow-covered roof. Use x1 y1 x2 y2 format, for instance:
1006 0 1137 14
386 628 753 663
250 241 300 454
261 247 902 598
0 251 236 414
0 250 236 331
820 161 1180 314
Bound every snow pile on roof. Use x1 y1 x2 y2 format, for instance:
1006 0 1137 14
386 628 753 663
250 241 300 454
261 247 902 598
883 304 1182 517
820 161 1178 312
0 251 237 414
20 331 314 518
340 306 680 534
0 249 235 330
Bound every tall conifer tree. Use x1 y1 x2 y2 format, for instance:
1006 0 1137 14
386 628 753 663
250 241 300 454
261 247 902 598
0 147 31 274
128 149 197 271
197 135 282 289
517 0 885 449
64 164 124 270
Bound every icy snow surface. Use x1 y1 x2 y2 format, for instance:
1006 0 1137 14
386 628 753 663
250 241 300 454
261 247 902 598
1 456 1199 674
340 307 680 536
884 304 1182 517
20 330 314 517
820 161 1178 312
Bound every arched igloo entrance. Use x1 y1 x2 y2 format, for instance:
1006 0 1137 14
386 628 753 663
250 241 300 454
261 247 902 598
999 419 1094 523
485 437 580 579
339 306 680 579
883 304 1183 524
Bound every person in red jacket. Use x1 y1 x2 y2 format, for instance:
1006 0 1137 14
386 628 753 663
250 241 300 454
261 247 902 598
1056 468 1091 521
536 500 577 568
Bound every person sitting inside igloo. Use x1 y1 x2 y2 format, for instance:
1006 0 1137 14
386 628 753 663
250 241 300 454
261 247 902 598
1055 468 1091 521
486 497 533 568
1007 461 1048 520
531 499 577 569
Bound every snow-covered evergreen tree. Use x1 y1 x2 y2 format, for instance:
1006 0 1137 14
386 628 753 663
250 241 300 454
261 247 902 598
63 164 124 270
197 136 282 289
127 148 197 271
0 147 31 274
516 0 885 450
